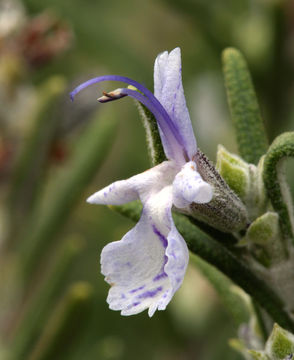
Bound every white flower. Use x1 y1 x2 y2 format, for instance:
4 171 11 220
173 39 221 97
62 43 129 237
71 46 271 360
71 47 213 317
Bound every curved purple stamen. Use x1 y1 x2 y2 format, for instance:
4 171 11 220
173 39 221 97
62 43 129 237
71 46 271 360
118 88 187 160
70 75 187 160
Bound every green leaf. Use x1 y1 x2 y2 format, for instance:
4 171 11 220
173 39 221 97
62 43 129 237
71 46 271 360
26 282 93 360
12 236 84 359
190 253 249 326
265 323 294 360
263 132 294 246
8 76 67 244
20 108 118 281
222 48 268 164
110 202 294 332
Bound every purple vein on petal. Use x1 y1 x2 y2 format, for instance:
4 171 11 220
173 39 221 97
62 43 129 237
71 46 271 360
129 285 146 294
152 225 168 281
152 225 168 248
138 286 163 299
153 269 168 282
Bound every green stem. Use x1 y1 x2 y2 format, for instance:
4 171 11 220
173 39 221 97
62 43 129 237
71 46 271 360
191 254 249 327
177 214 294 332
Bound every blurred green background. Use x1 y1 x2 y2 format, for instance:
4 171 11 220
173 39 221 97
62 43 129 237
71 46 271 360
1 0 294 359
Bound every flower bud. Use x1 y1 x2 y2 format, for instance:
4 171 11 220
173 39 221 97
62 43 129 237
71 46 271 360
247 350 269 360
216 145 267 221
244 212 286 266
265 324 294 360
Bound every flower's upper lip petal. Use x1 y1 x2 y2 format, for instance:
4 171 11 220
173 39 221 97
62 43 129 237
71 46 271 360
93 161 188 317
154 47 197 160
154 50 169 99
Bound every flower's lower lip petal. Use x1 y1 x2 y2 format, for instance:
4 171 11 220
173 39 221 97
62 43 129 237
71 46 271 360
165 223 189 292
101 211 173 317
100 174 189 317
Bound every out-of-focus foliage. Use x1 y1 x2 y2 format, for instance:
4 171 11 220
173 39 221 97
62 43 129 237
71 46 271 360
1 0 294 359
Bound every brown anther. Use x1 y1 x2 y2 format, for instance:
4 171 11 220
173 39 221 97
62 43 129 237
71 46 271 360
102 91 113 98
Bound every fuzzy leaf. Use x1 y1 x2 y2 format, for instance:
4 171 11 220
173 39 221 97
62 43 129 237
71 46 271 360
245 212 286 265
263 132 294 246
222 48 268 165
265 324 294 360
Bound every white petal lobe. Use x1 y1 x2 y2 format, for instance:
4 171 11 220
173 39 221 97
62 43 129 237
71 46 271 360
87 161 178 206
87 180 138 205
172 161 213 208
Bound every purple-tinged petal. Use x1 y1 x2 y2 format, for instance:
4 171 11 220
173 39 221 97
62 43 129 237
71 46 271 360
162 222 189 308
87 160 179 206
101 210 171 317
154 48 197 160
87 180 138 205
172 161 213 208
154 51 168 96
100 165 189 317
